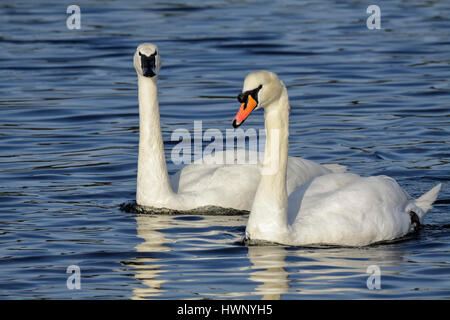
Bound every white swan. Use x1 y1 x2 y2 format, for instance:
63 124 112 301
232 70 442 246
134 43 344 212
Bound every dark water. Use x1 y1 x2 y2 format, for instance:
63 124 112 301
0 0 449 299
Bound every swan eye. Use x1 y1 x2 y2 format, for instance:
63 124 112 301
237 85 263 104
138 51 157 57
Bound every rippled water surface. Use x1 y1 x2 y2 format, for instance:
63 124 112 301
0 0 449 299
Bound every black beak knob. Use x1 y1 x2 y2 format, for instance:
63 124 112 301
237 92 246 103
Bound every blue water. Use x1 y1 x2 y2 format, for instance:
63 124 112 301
0 0 449 299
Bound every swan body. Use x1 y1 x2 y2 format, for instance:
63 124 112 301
167 150 339 211
233 70 441 246
134 44 342 212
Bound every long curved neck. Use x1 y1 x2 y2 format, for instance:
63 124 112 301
136 75 174 205
246 86 290 241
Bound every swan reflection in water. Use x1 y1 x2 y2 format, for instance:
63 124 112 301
127 213 414 299
248 239 421 298
130 215 173 299
128 214 247 299
247 245 289 299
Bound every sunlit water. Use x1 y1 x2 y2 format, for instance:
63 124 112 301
0 0 449 299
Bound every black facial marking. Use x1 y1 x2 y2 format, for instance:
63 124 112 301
139 51 157 58
237 92 246 103
236 85 263 110
139 51 157 77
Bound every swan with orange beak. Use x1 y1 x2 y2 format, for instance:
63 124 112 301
232 85 262 128
230 70 441 246
232 71 287 128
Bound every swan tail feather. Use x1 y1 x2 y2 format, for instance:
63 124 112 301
413 183 442 220
322 163 347 173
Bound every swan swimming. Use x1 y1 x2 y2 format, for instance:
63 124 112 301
134 43 344 213
232 70 442 246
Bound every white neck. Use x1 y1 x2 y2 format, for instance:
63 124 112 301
246 86 291 242
136 75 174 206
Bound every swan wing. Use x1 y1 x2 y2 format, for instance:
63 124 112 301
172 149 341 211
288 173 414 246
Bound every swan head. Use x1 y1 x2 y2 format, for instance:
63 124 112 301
232 70 285 128
134 43 161 78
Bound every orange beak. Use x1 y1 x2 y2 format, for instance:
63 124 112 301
232 94 258 128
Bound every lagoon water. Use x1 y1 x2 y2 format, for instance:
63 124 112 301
0 0 449 299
